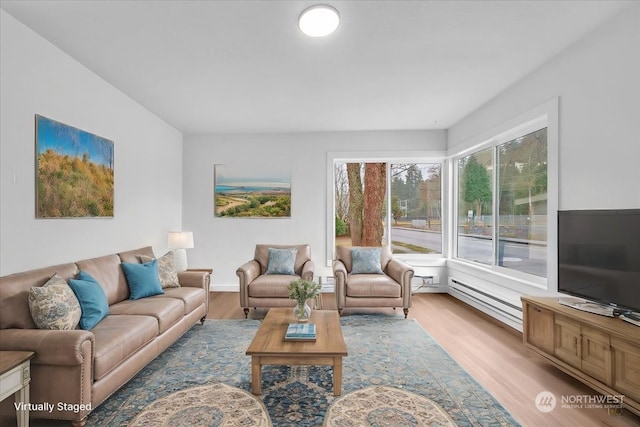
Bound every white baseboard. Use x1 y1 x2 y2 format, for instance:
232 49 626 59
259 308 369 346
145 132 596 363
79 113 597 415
210 283 239 292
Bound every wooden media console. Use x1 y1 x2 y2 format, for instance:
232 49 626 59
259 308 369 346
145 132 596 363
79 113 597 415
522 296 640 416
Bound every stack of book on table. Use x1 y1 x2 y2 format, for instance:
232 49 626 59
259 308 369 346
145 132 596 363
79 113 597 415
285 323 316 341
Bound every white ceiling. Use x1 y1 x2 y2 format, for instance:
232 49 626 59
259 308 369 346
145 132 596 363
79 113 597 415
0 1 633 134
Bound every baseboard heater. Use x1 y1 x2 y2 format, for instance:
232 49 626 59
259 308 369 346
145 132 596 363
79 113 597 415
449 278 523 328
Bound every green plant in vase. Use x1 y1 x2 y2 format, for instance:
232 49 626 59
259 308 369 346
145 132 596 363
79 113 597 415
288 279 321 321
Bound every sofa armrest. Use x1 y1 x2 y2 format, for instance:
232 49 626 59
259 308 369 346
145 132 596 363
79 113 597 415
301 260 315 281
237 260 260 307
0 328 94 366
178 270 210 317
236 260 260 286
332 260 348 309
386 259 414 306
178 270 210 291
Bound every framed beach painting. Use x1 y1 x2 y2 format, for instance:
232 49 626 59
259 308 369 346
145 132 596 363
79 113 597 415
214 164 291 218
35 114 114 218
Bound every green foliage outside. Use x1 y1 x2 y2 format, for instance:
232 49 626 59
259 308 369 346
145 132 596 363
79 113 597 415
391 241 434 254
390 196 403 222
390 164 441 219
37 149 114 217
391 165 424 215
462 156 492 219
335 216 347 236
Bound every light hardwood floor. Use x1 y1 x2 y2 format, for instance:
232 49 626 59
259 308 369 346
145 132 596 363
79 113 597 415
211 292 640 427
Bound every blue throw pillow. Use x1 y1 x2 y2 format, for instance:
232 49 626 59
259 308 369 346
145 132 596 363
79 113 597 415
265 248 298 275
68 271 110 330
351 247 384 274
121 259 164 300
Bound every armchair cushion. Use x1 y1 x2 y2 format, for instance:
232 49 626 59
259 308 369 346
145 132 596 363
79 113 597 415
265 247 298 275
254 244 312 276
336 245 393 272
351 247 384 274
346 275 401 298
248 275 294 298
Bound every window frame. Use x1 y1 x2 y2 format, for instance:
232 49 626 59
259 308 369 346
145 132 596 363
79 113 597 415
326 151 446 267
449 98 558 291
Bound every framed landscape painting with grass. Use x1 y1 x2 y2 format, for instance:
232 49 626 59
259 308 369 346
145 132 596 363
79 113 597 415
35 114 114 218
214 164 291 218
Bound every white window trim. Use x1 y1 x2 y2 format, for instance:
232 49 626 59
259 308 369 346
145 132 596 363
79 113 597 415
326 150 446 267
448 97 559 291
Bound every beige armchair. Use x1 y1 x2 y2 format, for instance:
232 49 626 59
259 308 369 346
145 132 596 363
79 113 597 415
237 244 314 318
333 246 414 318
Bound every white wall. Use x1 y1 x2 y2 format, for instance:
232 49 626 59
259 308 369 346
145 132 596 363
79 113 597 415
0 10 184 275
445 4 640 328
449 4 640 210
183 130 446 288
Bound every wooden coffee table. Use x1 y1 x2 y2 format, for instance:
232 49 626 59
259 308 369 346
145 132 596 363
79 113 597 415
246 308 348 396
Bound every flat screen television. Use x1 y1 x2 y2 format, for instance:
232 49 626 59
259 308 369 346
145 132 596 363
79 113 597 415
558 209 640 314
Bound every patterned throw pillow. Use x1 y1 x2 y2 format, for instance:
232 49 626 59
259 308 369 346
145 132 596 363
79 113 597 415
351 247 384 274
29 273 82 330
139 251 180 288
265 248 298 275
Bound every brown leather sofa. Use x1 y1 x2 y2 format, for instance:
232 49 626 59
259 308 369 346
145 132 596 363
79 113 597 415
237 244 314 318
333 246 414 318
0 246 210 426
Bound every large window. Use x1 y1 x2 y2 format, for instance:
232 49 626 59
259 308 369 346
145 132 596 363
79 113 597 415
333 161 442 257
456 126 548 277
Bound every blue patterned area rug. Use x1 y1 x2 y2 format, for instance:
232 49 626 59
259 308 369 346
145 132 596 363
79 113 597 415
87 315 519 426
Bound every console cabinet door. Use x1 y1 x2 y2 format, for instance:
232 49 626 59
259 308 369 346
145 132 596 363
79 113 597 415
524 303 554 354
554 316 581 368
581 326 611 385
611 336 640 402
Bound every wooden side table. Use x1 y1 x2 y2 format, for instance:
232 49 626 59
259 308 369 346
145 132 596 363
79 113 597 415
0 351 35 427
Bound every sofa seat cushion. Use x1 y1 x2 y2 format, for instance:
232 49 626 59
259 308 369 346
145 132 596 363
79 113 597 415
249 275 299 298
346 274 401 298
109 297 183 334
154 287 205 314
92 314 158 380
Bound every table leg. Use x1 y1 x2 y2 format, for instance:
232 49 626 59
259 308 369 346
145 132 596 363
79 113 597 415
251 356 262 395
333 357 342 396
15 383 29 427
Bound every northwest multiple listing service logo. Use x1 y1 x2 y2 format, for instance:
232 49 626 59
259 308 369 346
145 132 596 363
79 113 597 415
535 391 625 413
535 391 557 413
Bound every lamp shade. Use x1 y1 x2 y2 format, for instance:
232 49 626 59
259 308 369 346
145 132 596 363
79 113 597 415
168 231 194 249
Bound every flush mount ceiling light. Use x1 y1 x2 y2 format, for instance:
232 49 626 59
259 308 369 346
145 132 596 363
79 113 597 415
299 4 340 37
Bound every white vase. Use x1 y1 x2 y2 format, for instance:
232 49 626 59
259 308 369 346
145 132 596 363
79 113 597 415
293 300 312 322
